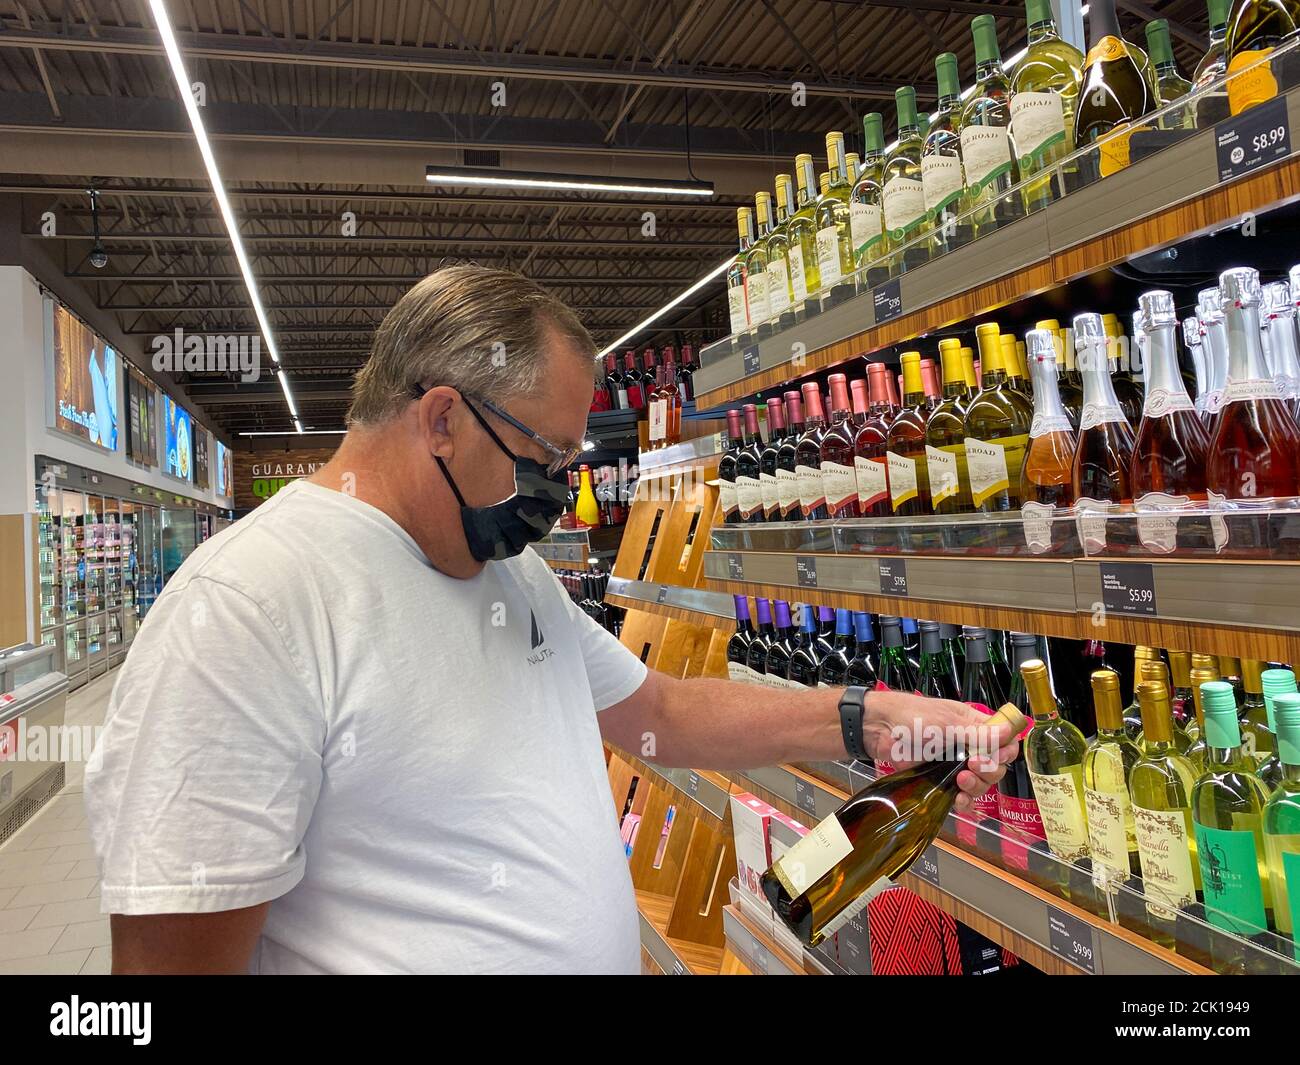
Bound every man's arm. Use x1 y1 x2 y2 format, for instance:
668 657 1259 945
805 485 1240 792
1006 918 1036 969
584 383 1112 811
111 905 269 975
597 671 1017 810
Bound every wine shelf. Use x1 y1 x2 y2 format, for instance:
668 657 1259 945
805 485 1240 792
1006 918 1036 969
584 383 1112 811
637 430 727 474
603 575 737 632
700 547 1300 660
728 762 1212 976
692 81 1300 411
722 902 845 976
609 742 733 822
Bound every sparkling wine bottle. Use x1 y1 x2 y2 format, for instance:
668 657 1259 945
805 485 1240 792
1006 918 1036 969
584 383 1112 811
1182 315 1211 418
1198 286 1231 418
1072 312 1136 504
1073 0 1154 179
1208 267 1300 500
999 632 1046 869
1262 280 1300 412
918 622 959 699
762 701 1026 945
1021 327 1078 507
854 363 896 517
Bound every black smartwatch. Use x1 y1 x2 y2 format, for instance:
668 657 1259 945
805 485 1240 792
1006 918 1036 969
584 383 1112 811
838 686 871 762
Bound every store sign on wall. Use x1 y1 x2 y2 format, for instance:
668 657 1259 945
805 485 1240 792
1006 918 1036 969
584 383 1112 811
233 447 338 510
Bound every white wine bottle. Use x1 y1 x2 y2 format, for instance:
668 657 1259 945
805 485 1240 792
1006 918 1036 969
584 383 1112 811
1073 0 1154 179
851 113 890 285
882 86 929 274
960 15 1023 236
814 132 854 296
1262 694 1300 947
1010 0 1084 210
923 52 969 257
788 154 821 303
1225 0 1300 116
1193 0 1231 126
1084 669 1142 885
1130 679 1201 948
762 702 1026 945
1192 680 1274 950
726 208 752 335
1145 19 1194 129
1022 658 1090 867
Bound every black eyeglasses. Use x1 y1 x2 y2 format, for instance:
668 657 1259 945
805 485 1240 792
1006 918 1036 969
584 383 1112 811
411 384 581 477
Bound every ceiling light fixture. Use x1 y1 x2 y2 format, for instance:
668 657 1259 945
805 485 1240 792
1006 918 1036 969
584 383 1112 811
425 166 714 198
595 256 734 358
148 0 301 434
238 429 349 437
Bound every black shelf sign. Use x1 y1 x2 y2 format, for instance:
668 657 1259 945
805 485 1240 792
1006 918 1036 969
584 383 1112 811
742 344 761 376
727 552 745 580
794 777 819 816
1099 561 1157 617
796 555 819 588
686 770 701 799
1216 95 1291 182
912 844 941 887
878 558 908 597
1048 907 1097 974
872 277 903 324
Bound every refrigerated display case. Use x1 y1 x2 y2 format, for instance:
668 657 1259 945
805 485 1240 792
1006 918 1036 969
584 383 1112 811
60 488 83 626
35 486 61 633
135 502 162 621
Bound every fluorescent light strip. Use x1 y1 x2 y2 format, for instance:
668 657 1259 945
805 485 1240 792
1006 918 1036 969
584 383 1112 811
426 171 714 197
149 0 301 433
239 429 348 437
595 256 735 357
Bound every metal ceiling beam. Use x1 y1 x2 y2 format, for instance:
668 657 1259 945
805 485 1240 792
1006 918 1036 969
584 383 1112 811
41 228 731 250
0 26 912 99
68 271 701 285
810 0 1024 14
108 302 662 313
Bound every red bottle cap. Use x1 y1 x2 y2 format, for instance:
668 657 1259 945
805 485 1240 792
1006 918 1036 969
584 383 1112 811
726 409 743 437
742 403 762 436
801 380 827 421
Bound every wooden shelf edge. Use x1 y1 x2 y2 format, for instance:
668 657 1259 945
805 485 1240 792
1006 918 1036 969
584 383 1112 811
605 592 736 631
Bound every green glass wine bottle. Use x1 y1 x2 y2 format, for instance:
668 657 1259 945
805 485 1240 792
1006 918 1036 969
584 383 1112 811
1262 694 1300 952
1192 681 1274 960
1085 669 1142 884
850 113 890 285
1145 19 1195 129
1073 0 1155 181
1022 658 1091 868
923 53 970 257
882 87 930 274
960 15 1023 236
925 338 974 514
1010 0 1084 210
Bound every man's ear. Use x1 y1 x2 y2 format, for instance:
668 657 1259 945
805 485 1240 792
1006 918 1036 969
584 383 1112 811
415 386 459 459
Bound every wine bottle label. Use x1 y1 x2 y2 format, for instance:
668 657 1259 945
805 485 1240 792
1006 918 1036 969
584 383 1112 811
925 444 962 506
1020 501 1055 554
1098 121 1139 178
1084 748 1136 881
1193 823 1269 935
854 455 889 510
776 467 802 514
796 464 826 513
1029 412 1073 438
885 450 919 509
1274 371 1300 399
821 460 858 514
727 283 748 334
746 271 770 325
1133 804 1198 921
771 812 854 897
1226 49 1279 116
788 246 809 303
767 258 791 315
850 201 883 260
1076 498 1111 552
1078 402 1126 431
1203 387 1226 415
1206 489 1230 552
1143 387 1196 417
1135 492 1192 555
959 125 1014 193
719 479 738 519
616 387 629 409
728 660 755 684
815 226 843 287
760 471 781 517
1085 34 1127 65
1027 768 1089 861
883 176 926 239
736 475 764 520
1279 846 1300 938
1224 377 1283 402
921 154 964 215
964 436 1020 508
648 398 666 442
1009 91 1067 168
997 793 1047 873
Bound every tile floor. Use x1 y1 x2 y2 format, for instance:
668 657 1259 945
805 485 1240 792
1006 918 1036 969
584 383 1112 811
0 668 116 974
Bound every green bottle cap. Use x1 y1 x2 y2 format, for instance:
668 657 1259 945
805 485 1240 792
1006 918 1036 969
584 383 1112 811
918 111 929 139
1145 20 1174 65
1026 0 1053 26
1206 0 1227 32
972 14 1002 65
935 52 961 99
863 112 885 153
1262 667 1298 731
1274 693 1300 766
895 86 918 129
1201 681 1242 749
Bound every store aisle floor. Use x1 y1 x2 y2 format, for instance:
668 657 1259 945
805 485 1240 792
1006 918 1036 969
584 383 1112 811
0 669 117 975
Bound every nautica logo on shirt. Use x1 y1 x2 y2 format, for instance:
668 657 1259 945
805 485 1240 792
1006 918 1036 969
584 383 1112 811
527 610 554 665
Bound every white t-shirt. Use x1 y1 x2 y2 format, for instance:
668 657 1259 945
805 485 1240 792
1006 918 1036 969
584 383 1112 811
84 480 647 974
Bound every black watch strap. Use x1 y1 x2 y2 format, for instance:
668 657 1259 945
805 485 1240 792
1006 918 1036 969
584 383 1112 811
838 686 871 762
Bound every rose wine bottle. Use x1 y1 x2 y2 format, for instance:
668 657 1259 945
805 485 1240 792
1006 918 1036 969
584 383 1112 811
776 390 806 522
1263 280 1300 413
1208 267 1300 500
885 352 931 515
1072 312 1136 503
820 373 861 518
853 363 895 517
1021 327 1078 506
1182 315 1210 418
1197 286 1230 418
796 382 831 520
850 377 870 430
760 397 787 523
1130 290 1210 501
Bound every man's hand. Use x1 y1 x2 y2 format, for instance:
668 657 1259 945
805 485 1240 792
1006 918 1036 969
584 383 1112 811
862 689 1021 812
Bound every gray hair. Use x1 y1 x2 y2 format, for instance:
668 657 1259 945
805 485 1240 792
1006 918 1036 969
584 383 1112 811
347 264 595 427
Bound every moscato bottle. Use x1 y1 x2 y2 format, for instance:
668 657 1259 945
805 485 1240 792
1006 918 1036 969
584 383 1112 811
1022 658 1091 867
1084 669 1142 884
762 702 1026 945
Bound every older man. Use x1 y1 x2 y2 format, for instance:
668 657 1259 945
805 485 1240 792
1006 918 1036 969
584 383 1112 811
86 265 1016 974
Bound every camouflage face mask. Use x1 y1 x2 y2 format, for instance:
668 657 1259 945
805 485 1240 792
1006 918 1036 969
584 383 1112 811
435 401 569 563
